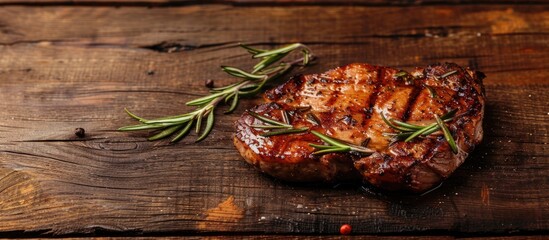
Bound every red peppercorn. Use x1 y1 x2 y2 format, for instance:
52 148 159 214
340 224 352 235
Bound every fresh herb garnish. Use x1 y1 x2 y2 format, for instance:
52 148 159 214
440 70 458 79
248 110 308 137
434 114 458 154
393 71 408 78
434 70 458 81
381 109 458 153
119 43 314 142
309 131 374 155
425 85 437 98
305 113 321 126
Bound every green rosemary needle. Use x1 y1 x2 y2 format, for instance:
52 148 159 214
440 70 458 79
309 130 374 155
435 114 458 154
425 85 437 98
261 128 309 137
119 43 314 142
305 113 321 126
381 109 458 152
247 110 292 128
248 110 308 137
393 71 408 78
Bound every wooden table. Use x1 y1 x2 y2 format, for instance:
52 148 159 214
0 0 547 238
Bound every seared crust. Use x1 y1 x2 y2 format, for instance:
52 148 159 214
234 63 485 192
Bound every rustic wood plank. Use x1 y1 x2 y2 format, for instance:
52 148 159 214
30 236 549 239
0 5 546 86
0 4 547 237
0 0 548 6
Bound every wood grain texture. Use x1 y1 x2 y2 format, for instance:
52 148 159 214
33 237 549 240
0 3 547 237
0 0 548 6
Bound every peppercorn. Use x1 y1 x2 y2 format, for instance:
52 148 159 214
74 128 85 138
205 79 214 88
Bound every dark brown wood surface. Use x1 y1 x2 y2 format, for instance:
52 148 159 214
0 1 547 237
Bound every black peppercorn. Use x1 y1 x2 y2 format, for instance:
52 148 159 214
75 128 85 138
205 79 214 88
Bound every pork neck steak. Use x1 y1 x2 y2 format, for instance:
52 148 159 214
234 63 485 193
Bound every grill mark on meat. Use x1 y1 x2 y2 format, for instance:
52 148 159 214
362 69 383 124
326 90 340 106
401 86 422 121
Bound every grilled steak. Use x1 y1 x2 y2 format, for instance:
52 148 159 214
234 63 485 193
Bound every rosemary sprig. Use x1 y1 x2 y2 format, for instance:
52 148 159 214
435 114 458 154
393 71 408 78
434 70 458 81
440 70 457 79
425 85 437 98
381 109 459 153
248 110 308 137
305 113 321 126
309 130 374 155
119 43 314 142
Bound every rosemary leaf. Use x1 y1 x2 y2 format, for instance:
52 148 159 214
195 112 203 134
196 111 215 142
253 52 289 73
389 132 414 141
225 93 239 114
250 125 289 129
308 143 334 150
425 86 437 98
256 65 288 75
238 83 259 92
302 49 310 65
404 124 437 142
118 123 172 131
186 92 225 106
281 110 291 125
311 147 349 155
394 71 408 78
170 120 193 142
440 70 458 79
441 108 458 119
224 93 235 106
222 66 266 80
381 113 414 132
124 108 147 122
247 111 292 128
420 124 441 136
253 43 302 58
148 125 182 141
435 114 458 154
210 81 244 92
391 119 423 131
260 127 308 137
143 115 194 124
350 145 375 154
309 130 374 155
310 130 346 149
305 113 320 125
239 43 266 54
